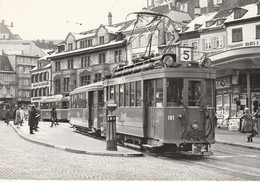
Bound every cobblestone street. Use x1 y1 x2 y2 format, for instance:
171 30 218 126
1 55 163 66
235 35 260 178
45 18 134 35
0 122 243 181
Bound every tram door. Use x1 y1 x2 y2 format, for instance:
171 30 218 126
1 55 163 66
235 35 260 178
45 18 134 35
88 91 94 128
89 90 103 129
144 80 156 138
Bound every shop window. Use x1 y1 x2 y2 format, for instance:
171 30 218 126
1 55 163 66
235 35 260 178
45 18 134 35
167 78 183 107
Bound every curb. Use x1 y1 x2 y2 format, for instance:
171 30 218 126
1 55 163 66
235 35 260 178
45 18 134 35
10 125 143 157
216 141 260 151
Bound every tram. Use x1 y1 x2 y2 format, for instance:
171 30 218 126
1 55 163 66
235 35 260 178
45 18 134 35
69 11 216 155
37 95 70 122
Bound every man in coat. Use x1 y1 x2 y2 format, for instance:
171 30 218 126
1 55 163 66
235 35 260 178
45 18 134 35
28 105 37 134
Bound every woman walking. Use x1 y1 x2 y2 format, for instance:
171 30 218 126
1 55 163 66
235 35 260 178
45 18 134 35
241 107 254 142
50 108 59 127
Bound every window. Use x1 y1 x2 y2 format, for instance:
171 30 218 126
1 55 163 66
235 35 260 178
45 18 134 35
119 84 124 107
180 2 188 12
188 80 202 106
256 25 260 39
110 86 115 100
139 35 146 47
81 56 91 68
87 39 93 47
147 80 155 107
68 43 73 51
124 83 129 106
54 79 60 94
205 37 212 50
155 79 163 107
99 53 106 64
64 78 70 92
130 82 135 107
115 50 122 62
94 73 101 82
55 61 61 71
99 36 104 44
167 78 183 107
80 41 85 48
205 80 214 107
232 28 243 42
199 0 207 8
80 75 91 86
213 0 222 5
136 81 141 106
216 36 224 48
68 59 74 69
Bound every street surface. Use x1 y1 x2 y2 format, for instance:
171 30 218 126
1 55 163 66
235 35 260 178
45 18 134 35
0 121 259 181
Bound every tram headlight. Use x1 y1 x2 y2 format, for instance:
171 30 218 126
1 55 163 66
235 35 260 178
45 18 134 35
191 121 199 130
162 54 177 67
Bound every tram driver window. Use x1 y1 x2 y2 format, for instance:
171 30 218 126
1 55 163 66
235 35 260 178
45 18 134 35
167 78 183 107
188 80 202 106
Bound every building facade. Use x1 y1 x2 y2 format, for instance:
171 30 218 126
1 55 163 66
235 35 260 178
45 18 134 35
180 2 260 129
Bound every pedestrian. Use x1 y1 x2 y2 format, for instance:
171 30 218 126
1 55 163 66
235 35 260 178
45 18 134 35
253 109 260 136
28 105 37 134
20 106 25 126
34 107 40 131
241 107 255 142
13 105 18 125
50 107 59 127
15 106 22 128
4 109 11 125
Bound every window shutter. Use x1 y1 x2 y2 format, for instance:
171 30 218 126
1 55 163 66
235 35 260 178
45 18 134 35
202 39 205 51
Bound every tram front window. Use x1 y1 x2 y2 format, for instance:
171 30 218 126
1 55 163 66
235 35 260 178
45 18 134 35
167 78 183 107
188 80 202 106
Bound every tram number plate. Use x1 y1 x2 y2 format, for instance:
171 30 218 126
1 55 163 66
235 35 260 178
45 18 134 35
168 115 174 120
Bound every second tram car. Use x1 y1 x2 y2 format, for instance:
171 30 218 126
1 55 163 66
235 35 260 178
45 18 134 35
38 95 70 122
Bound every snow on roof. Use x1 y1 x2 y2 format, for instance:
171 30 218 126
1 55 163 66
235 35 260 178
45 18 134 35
47 39 125 59
183 3 260 33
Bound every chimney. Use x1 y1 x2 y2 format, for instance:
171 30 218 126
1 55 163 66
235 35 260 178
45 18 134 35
171 0 176 7
108 12 112 26
151 0 155 7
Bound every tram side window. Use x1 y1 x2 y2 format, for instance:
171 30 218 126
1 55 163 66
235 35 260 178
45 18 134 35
155 79 163 107
115 85 118 104
188 80 202 106
124 83 129 106
119 84 124 107
147 80 155 107
62 101 69 109
40 103 49 109
167 78 183 107
136 81 141 106
130 82 135 107
110 86 115 100
205 79 213 107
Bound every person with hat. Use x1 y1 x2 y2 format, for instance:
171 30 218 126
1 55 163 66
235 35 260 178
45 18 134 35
28 105 37 134
241 107 255 142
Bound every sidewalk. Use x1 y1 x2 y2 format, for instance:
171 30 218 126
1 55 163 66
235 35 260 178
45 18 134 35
215 128 260 150
4 120 260 156
7 120 143 157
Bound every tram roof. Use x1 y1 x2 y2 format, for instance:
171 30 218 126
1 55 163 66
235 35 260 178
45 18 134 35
70 81 104 95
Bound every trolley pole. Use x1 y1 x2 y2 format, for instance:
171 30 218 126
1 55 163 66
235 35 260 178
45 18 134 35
106 100 118 151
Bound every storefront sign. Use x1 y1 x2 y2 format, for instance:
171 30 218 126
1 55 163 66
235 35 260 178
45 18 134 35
216 77 230 89
32 81 49 88
228 40 260 49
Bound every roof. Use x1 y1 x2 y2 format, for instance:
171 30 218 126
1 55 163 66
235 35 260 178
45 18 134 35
182 3 260 33
0 55 14 71
33 40 58 50
0 20 21 40
150 3 177 14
